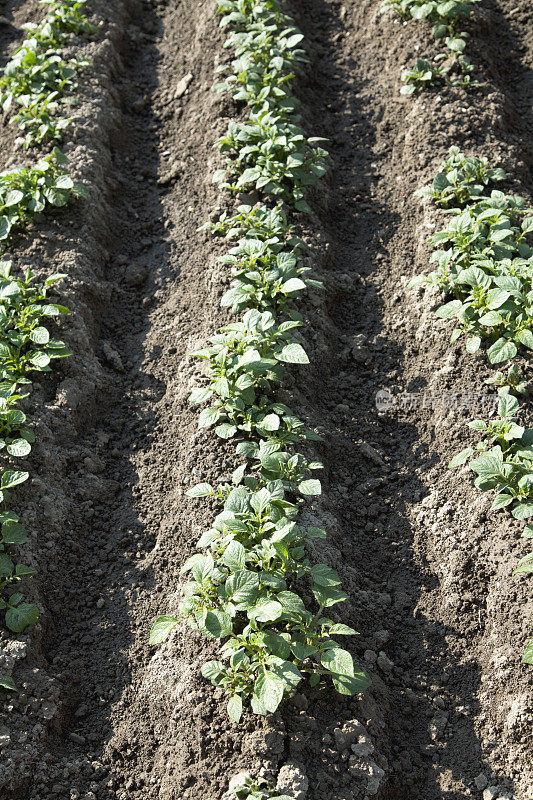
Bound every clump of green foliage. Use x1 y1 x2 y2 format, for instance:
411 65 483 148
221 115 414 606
383 0 482 93
0 0 93 147
412 147 532 664
0 1 90 693
0 261 71 635
151 0 371 721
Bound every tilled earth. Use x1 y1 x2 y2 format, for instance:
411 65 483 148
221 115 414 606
0 1 531 799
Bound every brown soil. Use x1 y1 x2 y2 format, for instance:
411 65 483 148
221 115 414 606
0 1 531 799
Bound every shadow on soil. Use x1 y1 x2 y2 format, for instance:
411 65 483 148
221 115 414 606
285 0 515 798
34 2 174 784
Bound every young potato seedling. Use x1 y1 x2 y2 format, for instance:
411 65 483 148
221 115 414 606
0 0 93 147
416 153 532 662
151 0 370 722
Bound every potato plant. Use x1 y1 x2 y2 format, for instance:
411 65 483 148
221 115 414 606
0 148 87 244
411 166 533 366
151 0 371 720
0 0 93 147
226 774 291 800
200 202 304 253
450 390 532 521
0 2 87 690
214 113 328 213
218 238 322 314
0 264 72 635
383 0 482 93
415 153 532 663
416 147 507 208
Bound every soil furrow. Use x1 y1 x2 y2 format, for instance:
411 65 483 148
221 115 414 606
288 0 532 798
1 1 531 799
6 1 283 797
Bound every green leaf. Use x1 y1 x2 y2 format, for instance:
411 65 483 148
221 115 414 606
512 503 533 521
435 300 462 319
1 520 27 545
7 439 31 458
487 338 517 365
282 278 307 294
222 540 246 571
186 482 214 498
469 453 504 478
491 493 514 510
189 387 213 405
259 413 280 432
311 564 341 587
328 623 358 636
201 660 224 681
5 602 38 632
225 570 259 608
516 329 533 350
250 487 271 513
0 675 17 692
250 598 283 622
278 343 309 364
198 407 221 428
277 590 307 619
255 671 284 713
449 448 474 469
298 479 321 496
0 217 11 239
29 327 50 345
149 615 178 644
523 638 533 665
320 648 371 695
0 554 14 578
513 553 533 574
215 423 238 439
466 336 481 354
203 610 232 638
227 693 242 722
1 470 29 489
312 584 348 607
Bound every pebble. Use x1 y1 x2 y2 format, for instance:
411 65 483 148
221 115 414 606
102 342 124 372
474 773 488 790
175 73 193 98
124 262 147 287
376 651 394 674
158 163 180 185
359 442 386 466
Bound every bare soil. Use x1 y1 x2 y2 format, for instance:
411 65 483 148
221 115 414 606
0 1 531 799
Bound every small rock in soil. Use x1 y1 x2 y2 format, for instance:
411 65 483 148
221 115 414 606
474 774 489 790
158 163 180 185
124 262 147 287
175 73 193 98
359 442 386 466
102 342 124 372
376 651 394 674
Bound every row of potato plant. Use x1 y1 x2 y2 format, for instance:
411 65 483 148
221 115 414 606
0 0 93 148
0 0 91 693
150 0 371 722
410 147 532 664
382 0 481 94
